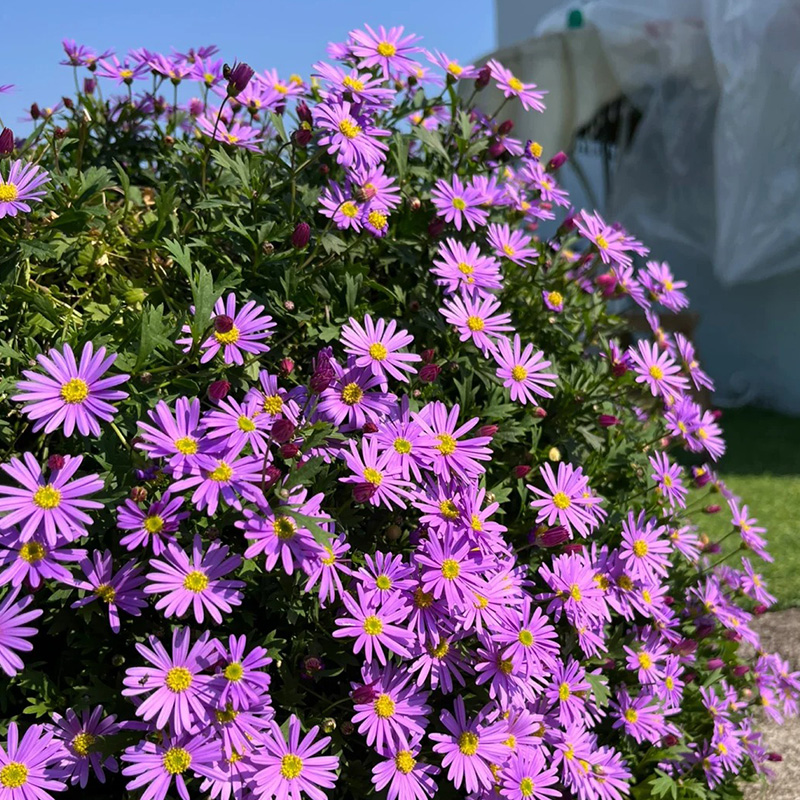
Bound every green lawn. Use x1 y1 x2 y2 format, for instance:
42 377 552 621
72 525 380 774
697 408 800 608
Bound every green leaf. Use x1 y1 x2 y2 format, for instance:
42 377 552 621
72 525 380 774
392 132 408 181
136 304 170 370
269 112 289 143
345 273 362 314
585 673 609 708
414 126 449 161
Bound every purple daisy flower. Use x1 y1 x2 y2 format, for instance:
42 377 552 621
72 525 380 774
51 705 119 788
0 531 83 589
177 293 275 365
649 451 687 508
429 697 508 794
628 339 689 400
202 395 273 456
313 101 390 170
619 511 672 580
303 534 352 608
313 62 396 106
610 688 671 744
121 733 221 800
122 628 215 733
640 260 689 311
675 333 714 391
430 176 488 232
116 491 187 555
96 55 149 84
0 453 103 545
695 409 726 461
575 210 632 268
12 342 129 437
542 289 565 313
493 597 559 678
70 550 147 633
60 40 113 68
349 24 422 78
145 534 244 625
373 398 427 482
362 205 391 238
501 750 561 800
440 291 514 356
210 634 272 711
355 551 416 603
0 587 42 677
0 722 67 798
169 446 266 516
415 535 484 610
487 59 546 112
432 238 502 296
317 361 396 431
333 585 414 665
341 315 421 385
197 114 265 152
319 182 362 231
486 222 538 266
494 334 557 404
252 715 339 800
351 663 431 752
0 159 50 218
528 461 604 538
539 552 607 628
426 49 479 80
340 437 413 509
408 634 472 694
372 737 439 800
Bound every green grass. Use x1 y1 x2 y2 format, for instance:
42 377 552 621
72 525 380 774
695 408 800 608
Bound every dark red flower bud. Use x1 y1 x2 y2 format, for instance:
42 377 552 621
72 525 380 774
707 658 725 670
663 595 674 606
272 418 296 443
47 454 65 471
205 380 230 402
534 407 547 418
561 211 577 231
684 671 696 684
362 422 378 434
350 683 378 704
130 486 148 503
420 348 436 364
310 359 335 393
539 526 570 547
596 272 617 296
598 414 620 428
497 119 514 135
408 196 421 211
408 300 420 313
712 409 723 421
662 734 679 747
291 222 311 249
753 603 768 615
302 655 324 675
225 61 254 97
547 151 568 170
673 638 698 656
427 218 446 239
29 103 41 121
732 665 749 677
0 128 13 157
341 721 355 736
319 164 330 176
352 482 377 503
279 358 295 376
293 128 312 147
488 141 506 159
83 78 96 94
419 364 440 384
562 543 584 554
723 630 741 642
695 623 716 640
279 443 299 459
62 96 74 110
263 464 282 488
767 753 783 762
475 65 491 90
611 360 628 378
214 315 234 334
479 424 498 437
703 504 721 514
513 465 531 479
296 101 313 124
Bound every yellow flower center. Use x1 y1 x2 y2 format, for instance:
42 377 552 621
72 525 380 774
664 280 674 292
368 210 387 230
649 365 664 380
163 747 192 775
414 588 434 608
624 708 638 724
226 134 239 144
338 119 362 139
518 628 534 646
341 202 359 218
632 540 649 557
32 484 61 510
595 235 609 250
511 365 528 382
618 575 634 591
520 777 535 797
342 76 365 92
559 683 571 701
458 732 480 756
457 262 474 276
529 141 543 158
393 437 412 454
466 315 484 332
119 69 134 80
165 666 193 692
363 615 383 635
224 661 244 682
663 474 673 488
237 415 256 432
441 559 461 580
60 378 90 404
142 514 165 534
368 342 388 361
214 326 240 345
474 593 489 609
263 395 283 415
274 516 297 540
595 573 610 591
552 491 571 510
447 61 463 75
436 433 457 455
665 676 675 690
508 77 524 91
341 382 364 405
504 734 517 749
71 732 96 757
395 750 416 774
642 589 652 604
373 694 395 718
215 704 239 724
470 514 483 532
0 184 19 203
638 652 652 670
275 84 289 95
375 575 392 590
19 541 46 563
499 657 514 674
430 640 450 658
95 584 116 603
0 763 28 788
569 583 583 601
547 291 563 307
204 72 215 84
174 436 198 455
698 428 708 440
439 498 459 518
451 196 466 210
363 467 383 486
183 570 209 593
377 42 397 57
503 244 515 257
321 547 336 566
209 462 233 482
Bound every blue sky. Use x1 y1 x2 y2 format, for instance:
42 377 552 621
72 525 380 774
0 0 496 127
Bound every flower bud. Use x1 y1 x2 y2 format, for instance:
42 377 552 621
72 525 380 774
421 348 436 364
427 218 446 239
562 543 584 554
279 358 295 376
479 424 498 437
0 128 14 157
513 465 531 479
548 446 561 462
767 753 783 762
408 300 420 313
207 380 230 401
732 664 749 677
322 718 336 733
488 141 506 159
673 638 697 656
111 654 125 667
280 443 299 459
707 658 725 670
341 721 355 736
47 454 66 471
695 623 715 640
662 734 679 747
703 504 721 514
293 127 312 147
262 241 275 255
538 526 570 547
130 486 148 503
475 65 491 90
263 464 282 488
547 151 568 170
596 272 617 296
598 414 620 428
353 482 377 503
408 196 421 211
291 222 311 249
534 407 547 418
319 164 330 177
225 61 254 97
296 101 313 124
419 364 440 384
272 419 296 443
214 314 234 334
753 603 768 615
302 655 324 676
350 683 378 704
362 422 378 434
497 119 514 135
386 524 402 541
30 103 41 121
83 78 96 94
